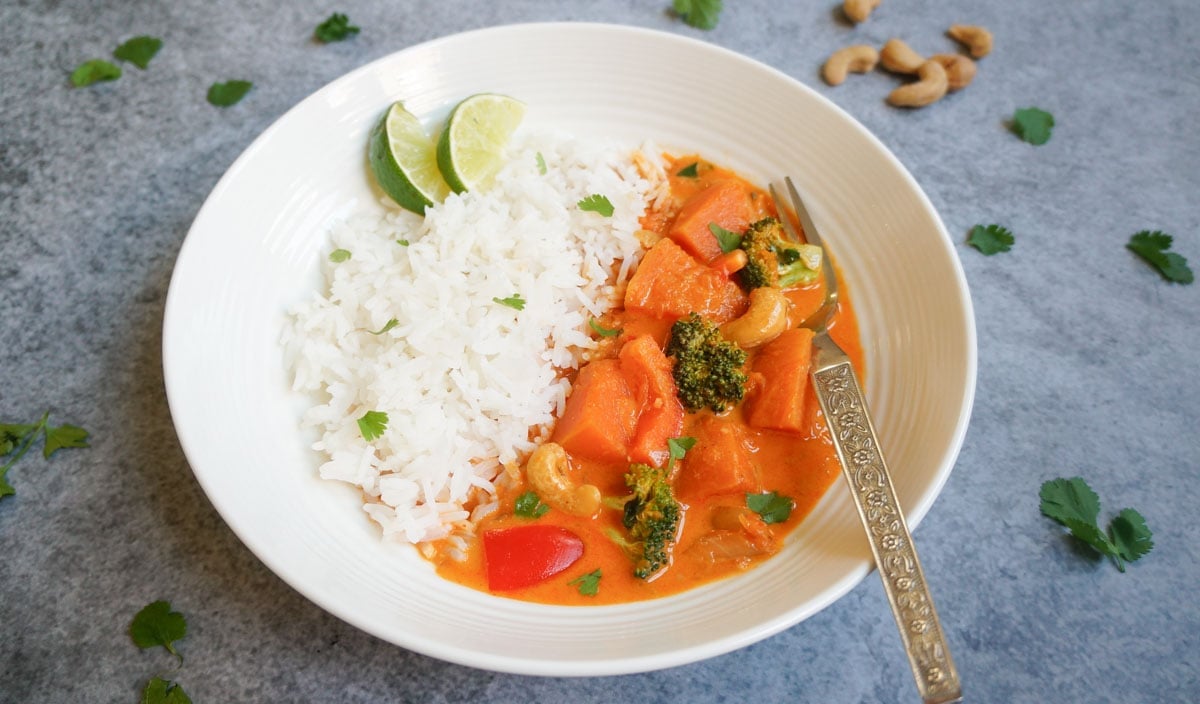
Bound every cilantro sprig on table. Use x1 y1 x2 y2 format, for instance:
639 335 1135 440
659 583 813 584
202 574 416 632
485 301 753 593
1039 477 1153 572
1 412 89 500
114 36 163 69
131 601 192 702
967 224 1014 255
207 80 253 107
673 0 724 30
1127 230 1193 284
314 13 360 43
70 59 122 87
1012 107 1055 145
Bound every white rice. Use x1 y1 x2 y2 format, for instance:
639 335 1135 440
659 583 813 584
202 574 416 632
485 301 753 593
283 132 664 543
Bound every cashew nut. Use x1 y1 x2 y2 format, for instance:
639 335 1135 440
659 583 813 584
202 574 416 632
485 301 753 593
947 24 993 59
822 45 880 87
886 59 949 108
720 287 790 349
843 0 881 24
525 442 601 517
930 54 977 91
879 38 925 75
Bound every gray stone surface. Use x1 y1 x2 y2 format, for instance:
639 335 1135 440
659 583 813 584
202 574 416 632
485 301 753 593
2 1 1198 702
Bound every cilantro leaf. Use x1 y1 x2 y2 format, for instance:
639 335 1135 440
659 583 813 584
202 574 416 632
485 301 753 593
329 248 351 263
397 239 410 246
493 294 526 311
207 80 252 107
578 194 615 217
357 411 388 442
588 318 622 338
113 36 163 69
708 222 742 253
568 569 602 596
130 601 187 660
71 59 121 87
676 162 699 178
1012 107 1055 146
43 423 89 458
1127 230 1193 284
666 436 696 472
536 152 547 175
142 676 192 704
514 490 551 519
315 13 360 43
1040 477 1153 572
747 491 794 524
967 224 1014 255
367 318 398 335
673 0 723 30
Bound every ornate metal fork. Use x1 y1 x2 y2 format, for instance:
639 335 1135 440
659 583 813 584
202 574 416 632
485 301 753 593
773 177 962 704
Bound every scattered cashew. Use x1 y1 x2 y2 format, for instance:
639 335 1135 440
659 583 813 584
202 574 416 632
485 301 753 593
930 54 977 91
822 45 880 86
887 59 949 108
525 442 601 517
947 24 992 58
879 38 925 74
843 0 881 24
720 287 790 349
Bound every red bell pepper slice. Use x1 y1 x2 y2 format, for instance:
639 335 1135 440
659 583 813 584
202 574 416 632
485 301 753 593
483 525 585 591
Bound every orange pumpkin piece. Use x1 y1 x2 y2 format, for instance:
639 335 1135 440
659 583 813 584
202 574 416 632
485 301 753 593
618 334 684 468
675 415 760 504
744 328 815 433
624 238 748 323
668 180 754 263
551 358 638 464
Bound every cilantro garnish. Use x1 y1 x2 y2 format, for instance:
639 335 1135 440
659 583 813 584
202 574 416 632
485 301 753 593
493 294 526 311
397 239 410 247
708 222 742 253
568 569 602 596
1039 477 1153 572
514 490 551 518
113 36 163 69
676 162 699 178
536 152 547 175
142 676 192 704
130 600 188 660
1126 230 1193 284
70 59 121 87
368 319 398 335
588 318 622 338
314 13 360 43
1012 107 1055 146
666 436 696 473
329 248 351 263
207 80 252 107
357 411 389 442
673 0 723 30
1 412 89 500
967 224 1014 255
578 194 615 217
747 490 794 524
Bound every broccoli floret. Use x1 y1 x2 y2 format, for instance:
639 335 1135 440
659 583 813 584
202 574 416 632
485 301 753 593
606 463 681 579
665 314 747 413
738 217 823 290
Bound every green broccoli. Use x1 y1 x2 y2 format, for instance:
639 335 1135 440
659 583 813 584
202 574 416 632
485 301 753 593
665 314 747 413
738 217 823 290
606 463 681 579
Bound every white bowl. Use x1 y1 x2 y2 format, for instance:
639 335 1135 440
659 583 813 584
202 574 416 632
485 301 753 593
163 22 976 676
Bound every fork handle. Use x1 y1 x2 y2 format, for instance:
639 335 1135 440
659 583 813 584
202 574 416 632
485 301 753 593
810 336 962 704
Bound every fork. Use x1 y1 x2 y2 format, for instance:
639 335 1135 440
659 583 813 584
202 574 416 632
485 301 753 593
772 177 962 704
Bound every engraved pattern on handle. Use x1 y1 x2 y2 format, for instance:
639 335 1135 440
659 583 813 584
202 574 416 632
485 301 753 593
812 359 962 704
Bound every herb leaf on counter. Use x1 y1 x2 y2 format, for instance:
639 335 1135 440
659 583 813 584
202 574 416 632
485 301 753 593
673 0 723 30
315 13 360 43
114 36 163 69
1127 230 1193 284
1012 107 1055 145
1 412 89 500
967 224 1013 255
130 600 188 660
1039 477 1153 572
71 59 122 87
207 80 253 107
142 676 192 704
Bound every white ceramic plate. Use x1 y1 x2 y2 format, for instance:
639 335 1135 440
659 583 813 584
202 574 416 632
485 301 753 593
163 23 976 676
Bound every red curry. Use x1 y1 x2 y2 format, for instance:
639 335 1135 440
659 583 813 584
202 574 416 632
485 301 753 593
435 155 863 604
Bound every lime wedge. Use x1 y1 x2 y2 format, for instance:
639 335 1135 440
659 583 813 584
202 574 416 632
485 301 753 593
436 94 526 193
368 101 450 214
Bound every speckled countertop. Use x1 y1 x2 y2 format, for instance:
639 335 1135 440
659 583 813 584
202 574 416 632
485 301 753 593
2 1 1198 702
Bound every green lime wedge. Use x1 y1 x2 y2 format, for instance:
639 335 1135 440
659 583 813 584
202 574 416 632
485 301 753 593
368 101 450 214
436 93 526 193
